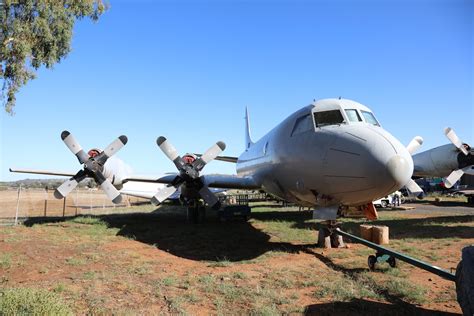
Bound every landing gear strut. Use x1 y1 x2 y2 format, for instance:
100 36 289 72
186 199 206 224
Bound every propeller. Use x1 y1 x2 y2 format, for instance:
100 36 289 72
406 136 424 155
443 127 474 188
445 127 469 156
151 136 226 209
54 131 128 204
405 136 425 198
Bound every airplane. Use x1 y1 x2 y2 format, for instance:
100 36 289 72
411 127 474 203
10 98 423 226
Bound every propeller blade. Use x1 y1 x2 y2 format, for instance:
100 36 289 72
404 179 424 199
54 170 87 199
101 135 128 159
198 186 221 210
157 136 183 169
151 186 178 206
93 170 122 204
463 166 474 176
406 136 423 155
61 131 89 164
444 127 468 156
193 141 226 171
444 169 464 188
100 179 123 204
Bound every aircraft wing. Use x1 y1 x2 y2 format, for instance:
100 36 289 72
201 174 260 190
9 168 76 177
123 173 260 190
194 154 238 163
122 174 178 184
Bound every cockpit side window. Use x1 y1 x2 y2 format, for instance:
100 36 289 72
291 114 313 136
314 110 344 127
345 109 362 122
361 110 380 126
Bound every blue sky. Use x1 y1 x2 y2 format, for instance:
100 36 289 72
1 0 472 181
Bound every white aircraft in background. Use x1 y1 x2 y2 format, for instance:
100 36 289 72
11 98 424 221
412 128 474 188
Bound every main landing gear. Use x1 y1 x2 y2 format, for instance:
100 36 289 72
186 199 206 224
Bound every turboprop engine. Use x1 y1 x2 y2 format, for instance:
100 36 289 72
413 128 474 188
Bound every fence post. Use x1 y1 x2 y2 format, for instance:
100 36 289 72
44 187 48 217
14 184 22 225
62 197 66 217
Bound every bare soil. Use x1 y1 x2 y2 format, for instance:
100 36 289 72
0 198 472 315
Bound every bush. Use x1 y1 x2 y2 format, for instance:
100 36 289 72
0 287 73 315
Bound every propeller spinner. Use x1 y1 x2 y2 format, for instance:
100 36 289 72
152 136 226 209
54 131 128 204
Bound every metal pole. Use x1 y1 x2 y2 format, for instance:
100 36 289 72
14 184 22 225
336 228 456 282
62 197 66 217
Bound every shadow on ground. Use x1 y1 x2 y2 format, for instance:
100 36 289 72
23 208 307 262
23 206 474 264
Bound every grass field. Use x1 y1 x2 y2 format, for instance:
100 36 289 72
0 201 472 314
0 188 149 220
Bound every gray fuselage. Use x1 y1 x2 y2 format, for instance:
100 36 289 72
236 99 413 207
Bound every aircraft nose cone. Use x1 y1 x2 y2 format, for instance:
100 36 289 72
386 154 412 188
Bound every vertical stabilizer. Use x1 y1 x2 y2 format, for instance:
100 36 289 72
245 107 254 149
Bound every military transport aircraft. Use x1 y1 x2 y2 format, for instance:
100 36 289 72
10 98 424 221
412 127 474 189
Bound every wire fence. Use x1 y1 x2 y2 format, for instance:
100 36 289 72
0 186 149 226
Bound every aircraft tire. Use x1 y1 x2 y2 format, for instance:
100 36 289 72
388 256 397 268
456 246 474 316
368 255 376 271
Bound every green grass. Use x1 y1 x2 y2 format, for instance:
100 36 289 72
384 279 427 304
208 257 232 267
65 257 86 266
257 220 315 243
0 287 73 315
69 216 105 225
0 253 12 269
83 271 96 280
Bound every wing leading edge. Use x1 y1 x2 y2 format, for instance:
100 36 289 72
9 168 76 177
123 174 260 190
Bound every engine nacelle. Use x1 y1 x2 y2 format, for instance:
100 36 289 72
102 156 133 189
412 144 459 178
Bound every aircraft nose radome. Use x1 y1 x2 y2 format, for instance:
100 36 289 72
386 154 412 188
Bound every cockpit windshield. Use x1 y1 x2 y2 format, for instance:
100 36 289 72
314 110 344 127
361 111 380 126
345 109 362 122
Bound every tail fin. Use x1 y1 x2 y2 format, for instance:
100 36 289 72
245 107 254 150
